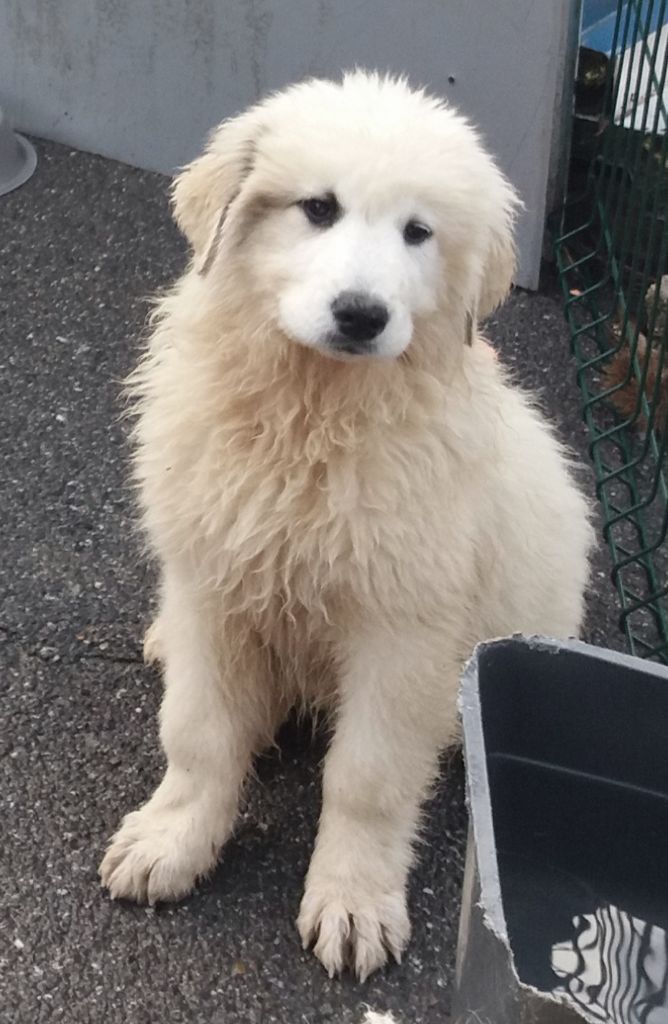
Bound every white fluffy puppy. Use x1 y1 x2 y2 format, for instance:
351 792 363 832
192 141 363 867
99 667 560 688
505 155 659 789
99 72 593 980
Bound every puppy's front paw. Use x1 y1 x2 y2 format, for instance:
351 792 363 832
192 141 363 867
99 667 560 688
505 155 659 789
99 805 218 905
297 877 410 981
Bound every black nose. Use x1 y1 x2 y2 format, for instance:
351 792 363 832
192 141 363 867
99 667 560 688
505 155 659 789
331 292 389 346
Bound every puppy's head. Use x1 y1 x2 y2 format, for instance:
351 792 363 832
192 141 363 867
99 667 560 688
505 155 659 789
173 72 520 361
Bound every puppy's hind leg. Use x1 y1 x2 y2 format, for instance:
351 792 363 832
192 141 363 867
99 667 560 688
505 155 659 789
298 626 459 981
100 563 277 905
142 617 163 665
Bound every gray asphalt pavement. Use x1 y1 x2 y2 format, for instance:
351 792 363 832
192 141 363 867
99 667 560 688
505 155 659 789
0 139 622 1024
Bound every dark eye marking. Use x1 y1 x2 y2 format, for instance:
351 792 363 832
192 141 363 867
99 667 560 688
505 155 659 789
403 220 433 245
298 193 341 228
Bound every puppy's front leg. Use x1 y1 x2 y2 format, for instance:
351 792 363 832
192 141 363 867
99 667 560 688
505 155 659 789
298 628 458 980
99 565 274 905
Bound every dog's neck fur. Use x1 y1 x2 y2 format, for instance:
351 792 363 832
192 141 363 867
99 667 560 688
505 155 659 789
213 322 466 459
139 271 477 471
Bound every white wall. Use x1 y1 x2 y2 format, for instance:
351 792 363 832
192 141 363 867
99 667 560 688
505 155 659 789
0 0 581 289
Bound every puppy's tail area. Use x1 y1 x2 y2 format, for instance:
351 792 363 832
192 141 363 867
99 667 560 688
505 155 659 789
143 619 164 666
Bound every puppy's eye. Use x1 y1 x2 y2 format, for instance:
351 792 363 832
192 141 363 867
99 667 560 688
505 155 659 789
403 220 433 245
299 194 340 228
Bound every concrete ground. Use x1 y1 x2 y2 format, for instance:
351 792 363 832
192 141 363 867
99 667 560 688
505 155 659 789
0 140 622 1024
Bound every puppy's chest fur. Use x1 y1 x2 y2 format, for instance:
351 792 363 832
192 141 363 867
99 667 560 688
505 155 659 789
184 426 402 620
134 333 488 687
139 376 460 644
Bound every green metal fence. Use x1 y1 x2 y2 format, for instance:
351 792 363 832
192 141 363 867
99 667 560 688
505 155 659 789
553 0 668 662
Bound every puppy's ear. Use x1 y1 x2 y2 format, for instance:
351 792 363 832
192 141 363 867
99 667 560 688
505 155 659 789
171 109 261 271
465 310 475 346
477 184 521 321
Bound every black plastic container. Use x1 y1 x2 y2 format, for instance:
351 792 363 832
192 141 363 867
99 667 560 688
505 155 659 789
453 636 668 1024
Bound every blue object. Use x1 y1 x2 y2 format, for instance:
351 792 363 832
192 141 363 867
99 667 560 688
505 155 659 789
582 0 668 54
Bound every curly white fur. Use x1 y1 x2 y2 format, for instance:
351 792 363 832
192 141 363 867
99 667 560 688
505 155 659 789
99 71 593 980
